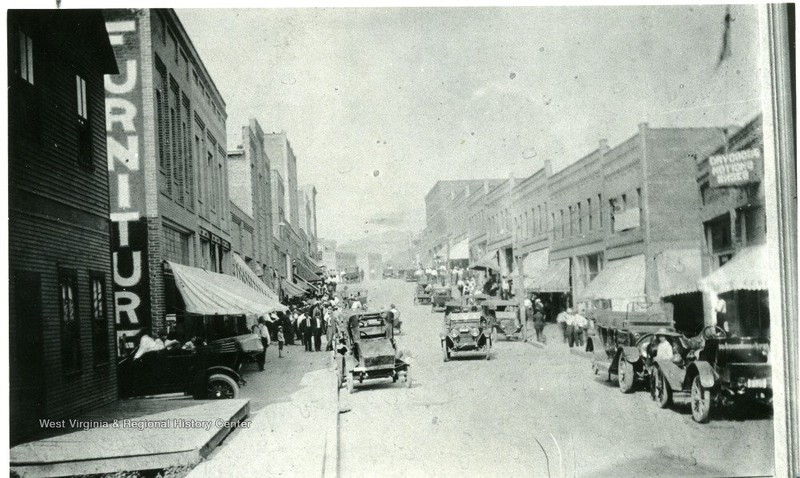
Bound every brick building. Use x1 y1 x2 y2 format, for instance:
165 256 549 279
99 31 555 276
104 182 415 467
103 9 231 344
227 118 275 290
696 115 768 337
8 10 119 443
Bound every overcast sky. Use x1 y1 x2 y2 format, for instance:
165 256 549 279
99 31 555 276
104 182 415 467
177 6 763 244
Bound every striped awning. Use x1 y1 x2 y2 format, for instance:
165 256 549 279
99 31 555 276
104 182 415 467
698 244 768 294
656 249 702 297
282 278 309 298
168 261 287 316
231 253 279 301
526 259 570 293
580 255 646 301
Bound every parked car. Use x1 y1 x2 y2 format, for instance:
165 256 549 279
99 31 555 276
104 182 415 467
414 281 433 305
431 286 453 312
441 311 492 361
118 335 249 399
482 299 523 341
646 325 772 423
586 302 675 393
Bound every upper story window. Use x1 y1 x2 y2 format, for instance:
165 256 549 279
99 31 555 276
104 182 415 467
18 30 34 84
59 269 81 374
76 75 93 169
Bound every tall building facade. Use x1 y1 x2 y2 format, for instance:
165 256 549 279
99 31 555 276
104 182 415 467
103 9 230 343
8 10 119 443
227 119 274 287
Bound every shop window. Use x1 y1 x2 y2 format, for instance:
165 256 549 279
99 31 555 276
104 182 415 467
705 213 732 254
59 269 81 374
18 30 34 84
587 198 593 231
90 273 109 365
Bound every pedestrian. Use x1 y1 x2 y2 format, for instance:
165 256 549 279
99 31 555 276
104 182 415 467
573 311 587 348
533 307 546 343
556 307 570 344
256 318 271 371
501 277 510 300
277 326 285 358
312 303 324 352
302 311 313 352
565 308 577 348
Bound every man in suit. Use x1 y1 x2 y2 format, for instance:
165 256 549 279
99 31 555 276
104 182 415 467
312 301 324 352
300 311 313 352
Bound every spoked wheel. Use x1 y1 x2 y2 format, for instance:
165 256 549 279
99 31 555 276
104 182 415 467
617 357 635 393
347 373 355 394
691 375 713 423
652 369 672 408
206 374 239 399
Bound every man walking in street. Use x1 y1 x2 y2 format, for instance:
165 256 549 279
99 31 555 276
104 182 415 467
565 308 578 348
573 310 588 348
312 302 324 352
302 311 313 352
256 318 271 371
556 307 571 344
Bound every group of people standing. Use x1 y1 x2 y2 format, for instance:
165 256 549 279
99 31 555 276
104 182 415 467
556 307 590 348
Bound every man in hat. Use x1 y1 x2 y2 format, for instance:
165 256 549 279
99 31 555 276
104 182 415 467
256 317 271 371
556 307 572 344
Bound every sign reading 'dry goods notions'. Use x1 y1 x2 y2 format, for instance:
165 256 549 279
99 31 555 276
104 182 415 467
708 148 763 188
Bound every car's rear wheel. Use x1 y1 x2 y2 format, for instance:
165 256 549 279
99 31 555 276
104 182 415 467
206 374 239 399
653 369 672 408
617 357 635 393
691 376 712 423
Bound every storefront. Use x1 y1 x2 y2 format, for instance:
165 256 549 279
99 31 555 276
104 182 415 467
524 251 571 321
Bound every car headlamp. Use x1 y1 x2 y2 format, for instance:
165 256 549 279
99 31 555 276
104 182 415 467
471 328 480 337
450 329 459 338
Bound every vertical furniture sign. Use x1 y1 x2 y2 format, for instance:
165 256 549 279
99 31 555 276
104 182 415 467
106 14 151 345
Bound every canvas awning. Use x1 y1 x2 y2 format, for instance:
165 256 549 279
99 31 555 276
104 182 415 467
449 238 470 260
469 252 499 271
656 249 703 297
526 259 570 293
294 258 318 283
516 248 549 278
168 261 287 316
231 253 279 301
698 244 768 294
579 255 646 301
282 278 309 298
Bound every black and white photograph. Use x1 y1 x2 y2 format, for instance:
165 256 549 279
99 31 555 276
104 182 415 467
4 3 797 477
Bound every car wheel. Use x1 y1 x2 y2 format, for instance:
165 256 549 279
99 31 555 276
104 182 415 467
654 369 672 409
347 373 355 394
691 376 712 423
617 357 635 394
206 374 239 399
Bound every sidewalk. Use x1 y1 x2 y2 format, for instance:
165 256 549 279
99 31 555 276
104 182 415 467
188 343 339 478
10 397 249 477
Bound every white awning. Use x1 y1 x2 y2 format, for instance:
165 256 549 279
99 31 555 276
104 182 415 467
656 248 703 297
525 259 570 293
449 238 470 260
579 255 646 302
231 253 279 301
698 244 768 294
521 248 549 277
282 279 309 298
168 261 287 316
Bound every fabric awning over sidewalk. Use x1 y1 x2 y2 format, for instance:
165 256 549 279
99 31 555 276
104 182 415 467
168 261 287 316
698 244 768 294
469 252 499 271
231 253 279 301
579 255 645 301
282 278 309 298
656 248 703 297
449 238 470 260
525 258 570 293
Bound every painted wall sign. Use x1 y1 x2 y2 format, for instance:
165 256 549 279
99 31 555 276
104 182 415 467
105 12 151 347
709 148 763 188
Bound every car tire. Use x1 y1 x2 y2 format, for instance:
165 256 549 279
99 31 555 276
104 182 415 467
206 374 239 399
617 357 635 394
654 369 672 409
691 375 712 423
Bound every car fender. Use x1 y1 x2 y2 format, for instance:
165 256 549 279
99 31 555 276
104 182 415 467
653 359 686 391
620 346 642 365
684 361 717 390
194 366 243 389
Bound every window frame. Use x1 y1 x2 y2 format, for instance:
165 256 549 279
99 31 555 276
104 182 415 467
18 29 34 85
76 74 94 170
89 271 110 366
58 267 82 374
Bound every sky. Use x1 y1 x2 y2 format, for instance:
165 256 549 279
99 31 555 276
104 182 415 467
176 5 763 245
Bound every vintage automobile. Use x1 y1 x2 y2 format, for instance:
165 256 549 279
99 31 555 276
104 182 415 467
483 299 523 341
441 311 492 361
342 311 411 393
382 267 395 279
414 280 433 305
405 270 419 282
342 288 369 309
431 286 453 312
587 302 675 393
118 335 249 399
646 325 772 423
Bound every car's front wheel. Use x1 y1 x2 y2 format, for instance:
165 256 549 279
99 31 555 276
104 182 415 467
206 374 239 399
691 376 713 423
652 369 672 408
617 357 635 394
